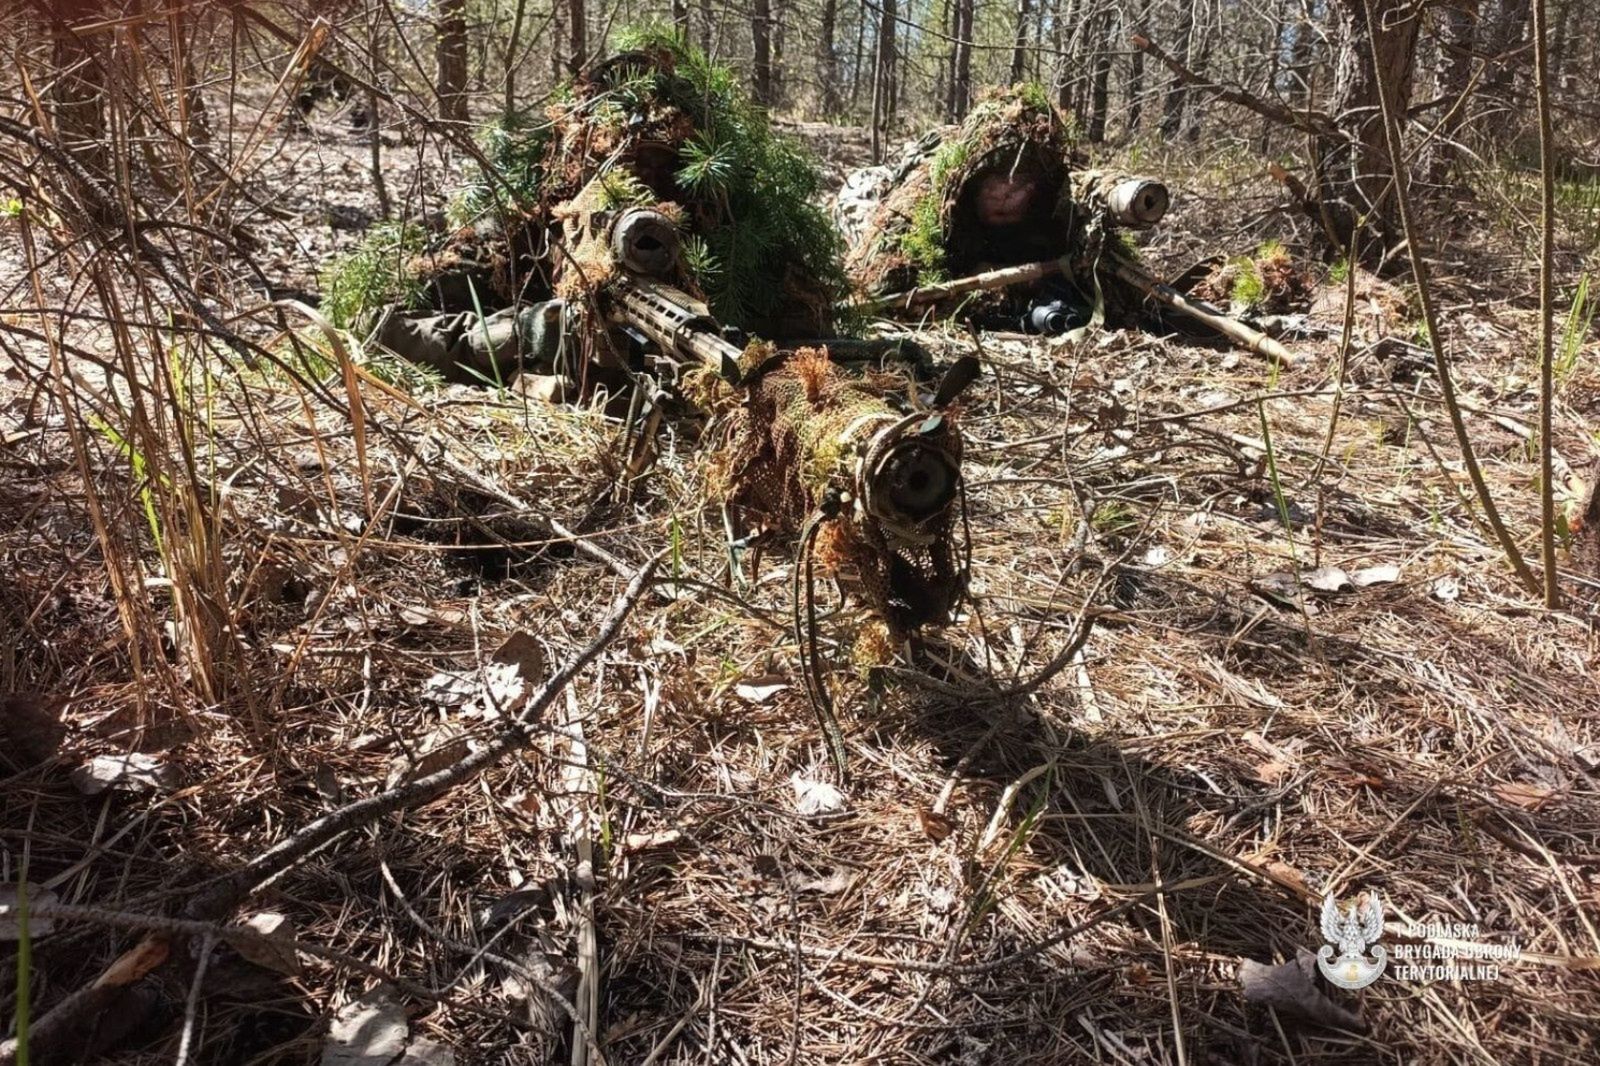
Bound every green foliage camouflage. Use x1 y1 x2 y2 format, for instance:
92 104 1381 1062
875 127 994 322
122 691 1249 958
322 29 845 338
599 27 847 330
847 86 1079 298
320 221 427 330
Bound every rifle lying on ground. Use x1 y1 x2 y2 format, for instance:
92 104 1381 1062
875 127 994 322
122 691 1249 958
858 176 1297 369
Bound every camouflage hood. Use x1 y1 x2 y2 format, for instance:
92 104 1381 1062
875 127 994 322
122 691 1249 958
841 87 1083 298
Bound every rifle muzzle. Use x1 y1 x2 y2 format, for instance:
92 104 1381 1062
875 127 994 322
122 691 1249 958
856 412 962 538
611 208 681 277
1105 179 1170 228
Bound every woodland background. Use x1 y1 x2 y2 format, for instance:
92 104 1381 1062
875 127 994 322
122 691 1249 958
4 2 1600 1065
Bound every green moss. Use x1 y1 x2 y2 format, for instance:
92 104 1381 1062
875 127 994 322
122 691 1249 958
1230 256 1265 308
928 138 972 192
1013 81 1052 114
900 196 948 279
320 221 428 330
596 170 655 210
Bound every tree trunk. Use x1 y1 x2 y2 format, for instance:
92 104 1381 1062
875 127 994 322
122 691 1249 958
1185 17 1214 142
567 0 588 76
948 0 973 121
1482 0 1532 132
871 0 899 161
752 0 773 104
1290 5 1316 107
552 4 566 82
1318 0 1422 248
851 0 868 112
1160 4 1194 139
1010 0 1031 84
820 0 841 115
51 0 106 176
503 0 530 113
1426 0 1479 184
1259 0 1289 151
1127 0 1148 132
435 0 469 124
1087 10 1112 142
773 6 787 105
673 0 689 39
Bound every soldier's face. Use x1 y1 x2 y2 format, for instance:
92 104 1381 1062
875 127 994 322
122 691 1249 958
974 175 1037 227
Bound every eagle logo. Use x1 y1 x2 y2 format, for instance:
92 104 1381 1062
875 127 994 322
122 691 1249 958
1317 891 1388 990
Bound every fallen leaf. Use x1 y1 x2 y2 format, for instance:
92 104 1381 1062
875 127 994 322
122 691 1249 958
477 887 550 932
734 675 787 703
323 985 409 1066
1250 571 1315 612
97 935 171 986
420 671 475 707
1243 732 1298 784
1350 564 1400 587
1302 566 1352 593
1253 759 1293 785
70 752 176 795
386 733 472 788
396 1037 455 1066
622 828 683 853
917 809 955 842
791 773 846 815
787 869 852 895
0 693 65 767
492 631 545 680
1238 948 1365 1031
398 605 464 627
502 790 541 818
1263 861 1311 899
235 912 301 977
1493 782 1557 811
0 882 60 939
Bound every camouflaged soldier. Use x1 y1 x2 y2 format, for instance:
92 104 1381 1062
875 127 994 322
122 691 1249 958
834 87 1169 335
346 38 850 392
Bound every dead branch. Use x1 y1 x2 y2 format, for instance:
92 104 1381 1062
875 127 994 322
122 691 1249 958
1129 33 1341 140
2 554 659 1065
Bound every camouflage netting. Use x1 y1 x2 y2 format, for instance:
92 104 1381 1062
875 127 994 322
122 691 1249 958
710 348 966 633
843 86 1084 299
323 32 845 341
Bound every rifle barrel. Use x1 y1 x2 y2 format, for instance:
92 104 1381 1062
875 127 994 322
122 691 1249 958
862 258 1067 312
607 275 744 384
862 255 1295 367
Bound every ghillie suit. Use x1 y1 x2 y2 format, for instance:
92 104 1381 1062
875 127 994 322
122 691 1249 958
839 87 1168 334
328 33 847 385
837 88 1296 363
709 349 974 776
1189 241 1314 316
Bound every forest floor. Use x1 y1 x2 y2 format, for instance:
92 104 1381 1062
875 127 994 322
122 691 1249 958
4 98 1600 1066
